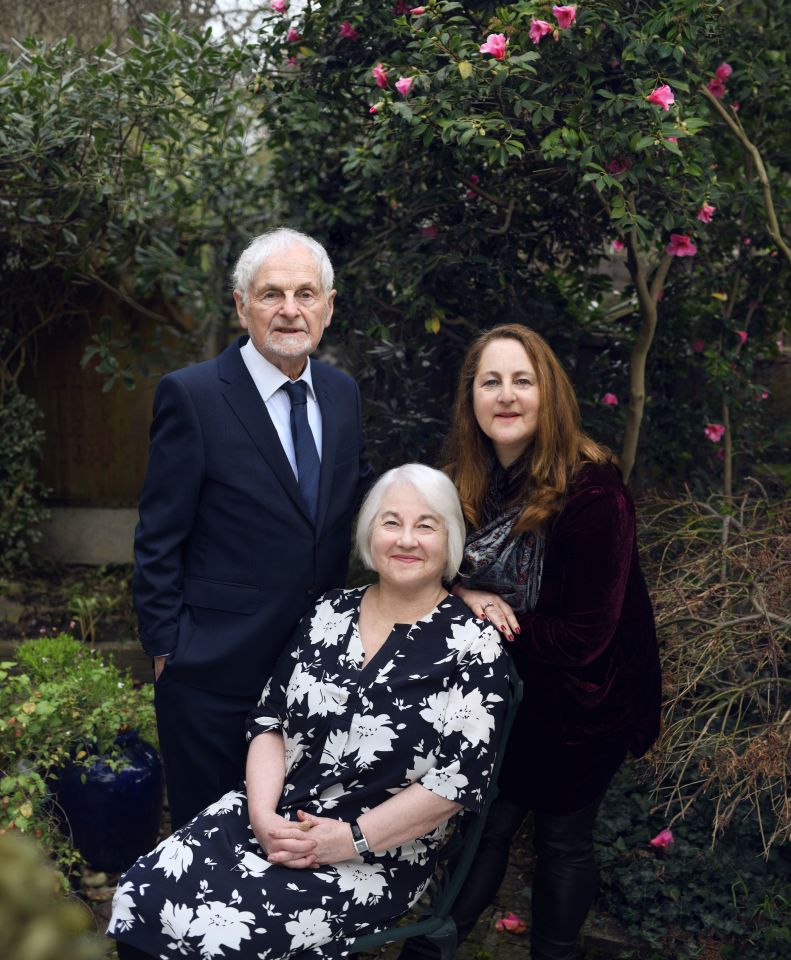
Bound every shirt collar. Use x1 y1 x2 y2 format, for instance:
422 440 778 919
240 337 317 402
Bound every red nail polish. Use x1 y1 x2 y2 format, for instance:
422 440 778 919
514 627 521 634
501 624 507 632
508 634 514 641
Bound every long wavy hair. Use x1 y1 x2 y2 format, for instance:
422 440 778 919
443 324 613 533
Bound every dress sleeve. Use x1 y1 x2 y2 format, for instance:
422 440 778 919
516 484 635 668
419 624 510 813
244 615 309 743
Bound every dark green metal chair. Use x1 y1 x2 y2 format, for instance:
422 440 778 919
350 656 524 960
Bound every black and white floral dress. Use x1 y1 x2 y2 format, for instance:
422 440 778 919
108 588 510 960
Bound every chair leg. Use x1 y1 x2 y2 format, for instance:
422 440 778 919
427 920 457 960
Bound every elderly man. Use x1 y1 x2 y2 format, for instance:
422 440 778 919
133 228 374 829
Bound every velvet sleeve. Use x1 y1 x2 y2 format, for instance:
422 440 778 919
515 485 635 668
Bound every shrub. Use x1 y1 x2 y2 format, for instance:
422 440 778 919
0 634 157 879
596 762 791 960
0 388 50 573
640 486 790 852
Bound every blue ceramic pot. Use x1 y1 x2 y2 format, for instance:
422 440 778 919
56 732 163 873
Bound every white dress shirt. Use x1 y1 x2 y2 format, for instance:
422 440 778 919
240 338 323 480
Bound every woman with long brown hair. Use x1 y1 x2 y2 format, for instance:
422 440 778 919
402 323 661 960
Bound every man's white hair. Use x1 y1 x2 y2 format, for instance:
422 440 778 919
232 228 334 305
355 464 466 581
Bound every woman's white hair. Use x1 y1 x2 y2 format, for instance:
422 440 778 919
232 228 334 305
355 464 466 581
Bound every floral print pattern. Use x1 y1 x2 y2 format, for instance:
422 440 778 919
109 589 509 959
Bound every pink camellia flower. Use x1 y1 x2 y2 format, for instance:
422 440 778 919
704 423 725 443
529 19 553 44
552 5 577 29
697 202 716 224
646 84 675 111
736 330 748 345
409 5 426 12
371 63 389 88
606 157 631 175
693 338 705 353
466 173 480 199
369 104 379 114
286 27 301 42
495 912 527 934
665 136 679 143
395 76 414 96
742 237 752 246
715 62 733 81
271 0 287 11
285 56 299 68
339 21 360 40
650 828 675 849
666 233 697 257
731 101 740 111
611 238 624 252
707 76 726 98
601 392 619 406
479 33 508 60
758 390 769 400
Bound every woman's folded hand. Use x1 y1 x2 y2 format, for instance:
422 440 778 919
251 810 318 869
295 810 357 865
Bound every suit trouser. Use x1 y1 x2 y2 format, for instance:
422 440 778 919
398 792 605 960
153 671 256 830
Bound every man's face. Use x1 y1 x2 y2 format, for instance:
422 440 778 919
234 244 336 378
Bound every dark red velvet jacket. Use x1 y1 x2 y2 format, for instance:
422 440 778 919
499 462 662 813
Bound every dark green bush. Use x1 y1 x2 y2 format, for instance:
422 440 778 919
0 388 49 574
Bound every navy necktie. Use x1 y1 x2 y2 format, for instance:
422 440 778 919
282 380 320 522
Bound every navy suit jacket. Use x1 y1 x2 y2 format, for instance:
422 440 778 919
133 336 374 695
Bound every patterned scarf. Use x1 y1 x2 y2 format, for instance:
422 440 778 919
458 457 545 614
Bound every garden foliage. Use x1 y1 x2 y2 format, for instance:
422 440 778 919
640 486 790 852
0 387 49 573
596 763 791 960
0 635 157 878
0 12 266 394
252 0 789 482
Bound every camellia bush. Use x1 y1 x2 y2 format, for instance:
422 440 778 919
251 0 789 483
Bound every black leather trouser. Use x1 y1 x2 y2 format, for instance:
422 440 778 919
398 791 604 960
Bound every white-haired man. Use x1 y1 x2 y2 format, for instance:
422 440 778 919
134 228 374 829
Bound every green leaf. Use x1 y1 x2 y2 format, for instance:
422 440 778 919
457 61 473 80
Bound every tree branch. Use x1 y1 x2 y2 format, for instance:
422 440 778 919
700 84 791 267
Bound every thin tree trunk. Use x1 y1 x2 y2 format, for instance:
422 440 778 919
621 216 674 482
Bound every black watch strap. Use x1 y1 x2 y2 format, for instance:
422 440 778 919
350 820 370 856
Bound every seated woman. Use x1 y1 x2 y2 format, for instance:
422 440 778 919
108 463 510 960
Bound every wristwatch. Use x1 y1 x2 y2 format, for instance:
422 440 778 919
350 821 370 857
